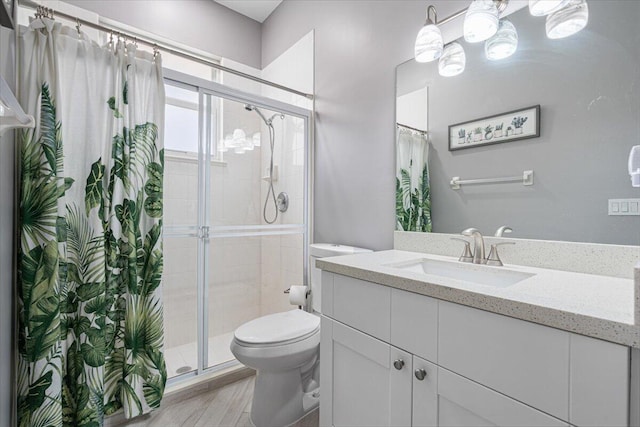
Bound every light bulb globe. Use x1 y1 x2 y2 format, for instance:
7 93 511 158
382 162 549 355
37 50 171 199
415 23 443 62
464 0 499 43
485 19 518 60
546 0 588 39
438 42 466 77
529 0 571 16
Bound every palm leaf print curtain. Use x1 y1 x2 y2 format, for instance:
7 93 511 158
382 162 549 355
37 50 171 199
17 18 166 426
396 129 432 232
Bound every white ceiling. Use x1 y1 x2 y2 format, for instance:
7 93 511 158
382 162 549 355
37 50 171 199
214 0 283 23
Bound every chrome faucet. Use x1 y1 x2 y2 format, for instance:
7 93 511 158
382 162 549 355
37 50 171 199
494 226 513 237
461 228 486 264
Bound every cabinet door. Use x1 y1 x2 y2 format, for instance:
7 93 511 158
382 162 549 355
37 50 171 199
437 368 568 427
412 356 438 427
320 317 412 427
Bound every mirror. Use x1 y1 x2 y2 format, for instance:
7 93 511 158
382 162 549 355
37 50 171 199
396 0 640 245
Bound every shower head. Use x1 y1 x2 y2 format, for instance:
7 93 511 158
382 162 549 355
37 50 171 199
245 103 275 126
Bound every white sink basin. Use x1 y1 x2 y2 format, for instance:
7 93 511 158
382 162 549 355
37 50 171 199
385 258 535 288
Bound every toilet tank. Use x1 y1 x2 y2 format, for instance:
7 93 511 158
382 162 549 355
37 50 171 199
309 243 372 313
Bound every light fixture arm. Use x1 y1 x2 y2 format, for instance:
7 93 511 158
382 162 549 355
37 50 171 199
428 0 509 27
426 5 438 25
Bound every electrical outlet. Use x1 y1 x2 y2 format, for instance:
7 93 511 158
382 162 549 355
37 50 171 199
608 199 640 216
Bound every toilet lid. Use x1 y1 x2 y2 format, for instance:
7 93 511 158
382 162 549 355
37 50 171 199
234 310 320 345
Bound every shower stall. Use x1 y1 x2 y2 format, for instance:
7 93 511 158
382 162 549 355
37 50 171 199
161 69 312 381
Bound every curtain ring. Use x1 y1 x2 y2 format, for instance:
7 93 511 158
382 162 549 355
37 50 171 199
153 43 159 60
76 18 82 35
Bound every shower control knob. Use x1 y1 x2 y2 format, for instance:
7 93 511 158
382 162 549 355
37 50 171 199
414 369 427 381
393 359 405 370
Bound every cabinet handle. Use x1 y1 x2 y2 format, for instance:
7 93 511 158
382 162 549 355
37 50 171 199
414 369 427 381
393 359 405 370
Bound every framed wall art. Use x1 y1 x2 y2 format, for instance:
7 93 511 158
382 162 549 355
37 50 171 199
449 105 540 151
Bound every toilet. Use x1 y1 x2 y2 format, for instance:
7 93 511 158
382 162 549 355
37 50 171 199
230 243 372 427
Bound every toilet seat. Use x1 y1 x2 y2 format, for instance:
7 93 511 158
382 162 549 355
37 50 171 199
234 309 320 347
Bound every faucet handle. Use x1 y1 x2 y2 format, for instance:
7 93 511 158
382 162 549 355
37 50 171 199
494 226 513 237
451 237 474 263
485 242 515 267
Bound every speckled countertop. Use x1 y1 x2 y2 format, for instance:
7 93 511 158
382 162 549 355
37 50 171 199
317 250 640 348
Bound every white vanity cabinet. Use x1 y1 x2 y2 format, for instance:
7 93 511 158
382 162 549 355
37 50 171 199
319 271 632 427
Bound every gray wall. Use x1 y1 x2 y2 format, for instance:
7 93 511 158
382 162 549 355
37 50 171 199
66 0 263 69
263 0 640 248
262 1 469 251
0 25 15 427
401 1 640 245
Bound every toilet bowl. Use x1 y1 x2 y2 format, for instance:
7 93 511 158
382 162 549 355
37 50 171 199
230 243 372 427
231 309 320 427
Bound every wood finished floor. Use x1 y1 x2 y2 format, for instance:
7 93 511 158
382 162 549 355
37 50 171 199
120 376 319 427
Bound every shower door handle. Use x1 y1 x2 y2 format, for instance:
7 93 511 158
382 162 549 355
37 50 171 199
198 226 210 241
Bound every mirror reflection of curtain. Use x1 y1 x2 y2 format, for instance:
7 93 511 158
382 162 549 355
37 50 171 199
396 129 432 232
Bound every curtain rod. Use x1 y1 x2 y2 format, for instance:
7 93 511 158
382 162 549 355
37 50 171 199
18 0 314 100
397 123 427 134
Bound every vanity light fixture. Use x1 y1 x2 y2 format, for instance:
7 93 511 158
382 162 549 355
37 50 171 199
528 0 570 16
439 42 466 77
413 0 587 75
414 5 444 62
485 19 518 60
464 0 500 43
545 0 588 39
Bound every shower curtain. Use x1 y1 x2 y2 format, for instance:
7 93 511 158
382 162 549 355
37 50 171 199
396 129 432 232
17 18 166 426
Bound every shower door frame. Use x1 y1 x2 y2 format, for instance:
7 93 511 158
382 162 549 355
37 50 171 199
163 68 313 385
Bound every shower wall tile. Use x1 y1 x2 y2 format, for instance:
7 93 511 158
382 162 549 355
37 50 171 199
163 272 198 348
261 293 292 317
283 233 303 248
210 166 225 225
209 277 261 336
164 157 199 226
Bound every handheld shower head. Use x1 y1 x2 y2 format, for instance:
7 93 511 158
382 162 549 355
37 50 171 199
245 104 272 126
242 103 286 224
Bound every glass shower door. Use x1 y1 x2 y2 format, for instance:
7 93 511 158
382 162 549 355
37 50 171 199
162 82 201 378
204 95 309 369
163 71 311 380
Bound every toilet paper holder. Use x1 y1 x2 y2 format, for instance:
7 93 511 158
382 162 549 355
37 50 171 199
284 286 311 296
284 286 311 310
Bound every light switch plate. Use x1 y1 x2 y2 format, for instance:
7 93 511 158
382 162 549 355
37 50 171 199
608 199 640 216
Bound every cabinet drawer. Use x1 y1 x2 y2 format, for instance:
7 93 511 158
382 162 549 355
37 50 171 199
331 274 391 342
438 368 568 427
439 301 570 421
391 288 438 363
570 334 629 426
